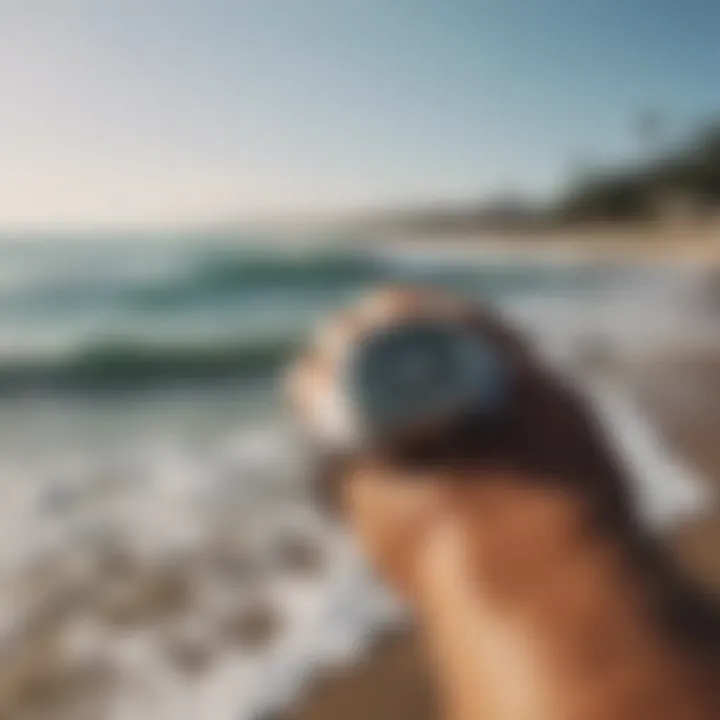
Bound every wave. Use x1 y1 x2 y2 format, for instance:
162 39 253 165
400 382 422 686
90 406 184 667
1 249 387 315
119 250 388 312
0 334 304 395
0 243 630 327
194 250 383 287
1 244 711 399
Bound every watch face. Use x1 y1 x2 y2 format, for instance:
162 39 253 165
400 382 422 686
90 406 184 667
347 320 509 444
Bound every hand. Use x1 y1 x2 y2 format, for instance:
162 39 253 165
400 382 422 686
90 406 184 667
341 462 450 601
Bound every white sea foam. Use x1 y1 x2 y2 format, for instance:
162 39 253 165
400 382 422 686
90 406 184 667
0 421 406 720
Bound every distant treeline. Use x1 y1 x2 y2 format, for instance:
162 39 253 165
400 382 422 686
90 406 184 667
350 196 546 235
558 123 720 223
351 122 720 235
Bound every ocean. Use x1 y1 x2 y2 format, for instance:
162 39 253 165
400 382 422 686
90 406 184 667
0 239 628 454
0 236 716 719
0 238 710 450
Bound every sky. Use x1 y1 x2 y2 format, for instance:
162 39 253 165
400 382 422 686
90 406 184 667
0 0 719 229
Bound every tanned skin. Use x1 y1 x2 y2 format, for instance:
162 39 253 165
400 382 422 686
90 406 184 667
287 287 720 720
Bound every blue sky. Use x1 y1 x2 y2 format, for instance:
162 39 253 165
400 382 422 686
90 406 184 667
1 0 718 228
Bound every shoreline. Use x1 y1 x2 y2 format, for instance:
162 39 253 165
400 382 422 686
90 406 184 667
374 223 720 268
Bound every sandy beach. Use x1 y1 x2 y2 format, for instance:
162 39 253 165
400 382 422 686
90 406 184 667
382 223 720 268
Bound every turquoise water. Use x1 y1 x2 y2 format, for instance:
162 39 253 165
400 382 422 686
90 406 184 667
0 240 611 389
0 237 698 454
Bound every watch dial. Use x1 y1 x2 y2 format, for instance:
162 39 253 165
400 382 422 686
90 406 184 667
348 320 508 441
